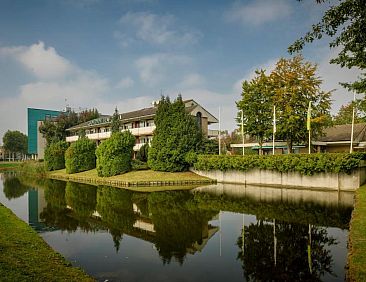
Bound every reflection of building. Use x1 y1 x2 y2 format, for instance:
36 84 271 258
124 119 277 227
28 189 56 232
27 108 62 159
66 100 219 151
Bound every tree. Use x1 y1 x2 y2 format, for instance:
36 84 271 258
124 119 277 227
271 56 332 153
2 130 28 160
95 131 135 177
44 141 68 171
39 108 100 144
333 102 365 125
289 0 366 95
136 143 149 162
111 107 120 134
148 95 203 172
237 70 274 154
65 137 96 174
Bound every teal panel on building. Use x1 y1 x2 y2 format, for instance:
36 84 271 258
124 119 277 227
27 108 61 155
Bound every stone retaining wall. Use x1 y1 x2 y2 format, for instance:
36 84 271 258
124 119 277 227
191 167 366 191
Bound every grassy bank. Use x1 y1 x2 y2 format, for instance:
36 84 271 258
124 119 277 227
48 168 214 189
0 203 94 282
347 184 366 281
0 162 21 171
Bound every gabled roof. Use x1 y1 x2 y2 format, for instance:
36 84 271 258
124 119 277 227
317 123 366 142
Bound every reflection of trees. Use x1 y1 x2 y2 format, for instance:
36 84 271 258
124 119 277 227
96 186 137 251
237 219 337 281
40 180 79 232
148 191 217 264
3 175 30 199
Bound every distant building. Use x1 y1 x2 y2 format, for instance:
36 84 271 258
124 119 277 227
0 146 5 161
66 100 219 151
313 123 366 152
230 123 366 154
28 108 62 159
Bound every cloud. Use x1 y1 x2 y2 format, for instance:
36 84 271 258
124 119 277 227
178 73 205 89
134 53 191 86
115 77 135 89
224 0 292 26
117 11 201 47
0 41 74 80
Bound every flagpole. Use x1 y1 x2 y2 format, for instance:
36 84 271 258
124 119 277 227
219 107 221 155
273 105 276 155
307 102 312 154
350 92 356 153
241 109 245 156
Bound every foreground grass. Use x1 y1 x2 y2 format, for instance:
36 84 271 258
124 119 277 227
0 204 94 282
0 162 21 171
348 184 366 281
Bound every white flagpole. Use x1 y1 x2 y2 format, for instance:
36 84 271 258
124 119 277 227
241 109 245 156
350 92 356 153
273 105 276 155
219 107 221 155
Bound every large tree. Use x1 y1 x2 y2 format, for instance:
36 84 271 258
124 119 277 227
148 95 203 172
271 55 332 153
2 130 28 160
289 0 366 95
237 70 274 154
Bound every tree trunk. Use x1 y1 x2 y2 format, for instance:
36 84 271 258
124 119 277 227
286 139 292 154
259 140 263 155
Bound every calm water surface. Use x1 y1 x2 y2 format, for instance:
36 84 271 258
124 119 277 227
0 173 354 282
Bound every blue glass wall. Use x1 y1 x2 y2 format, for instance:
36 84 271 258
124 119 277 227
27 108 61 155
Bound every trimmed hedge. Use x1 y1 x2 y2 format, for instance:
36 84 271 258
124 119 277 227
96 131 135 177
65 137 96 174
44 141 68 171
193 153 366 176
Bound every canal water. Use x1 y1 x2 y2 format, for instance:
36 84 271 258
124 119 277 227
0 172 354 282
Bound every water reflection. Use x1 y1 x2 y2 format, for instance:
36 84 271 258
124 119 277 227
0 174 353 281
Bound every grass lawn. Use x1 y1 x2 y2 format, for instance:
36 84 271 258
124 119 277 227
0 162 21 170
348 184 366 281
0 203 94 282
49 168 210 182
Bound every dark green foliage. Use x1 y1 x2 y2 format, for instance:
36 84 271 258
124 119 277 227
136 143 149 162
44 141 68 171
65 137 96 174
65 182 97 218
148 95 203 172
96 131 135 177
2 130 27 155
194 153 366 176
111 107 120 134
289 0 366 95
39 108 100 144
131 159 149 170
199 138 219 154
3 176 30 200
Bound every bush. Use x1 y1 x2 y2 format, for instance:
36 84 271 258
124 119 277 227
18 161 47 177
96 131 135 177
65 137 96 174
44 141 68 171
193 152 366 176
136 143 149 162
132 159 149 171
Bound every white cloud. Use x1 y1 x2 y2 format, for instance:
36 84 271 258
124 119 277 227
0 41 74 80
118 11 201 47
134 53 191 86
224 0 292 26
115 77 135 89
178 73 205 89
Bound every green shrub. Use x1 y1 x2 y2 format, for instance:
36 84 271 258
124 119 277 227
193 152 366 176
18 161 47 177
44 141 68 171
96 131 135 177
132 159 149 171
136 143 149 162
65 137 96 174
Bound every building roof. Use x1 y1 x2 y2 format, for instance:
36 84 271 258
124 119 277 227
120 107 157 121
317 123 366 143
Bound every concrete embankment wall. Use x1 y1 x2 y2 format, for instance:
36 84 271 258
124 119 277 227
191 168 366 191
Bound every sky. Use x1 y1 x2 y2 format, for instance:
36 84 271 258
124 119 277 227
0 0 361 144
